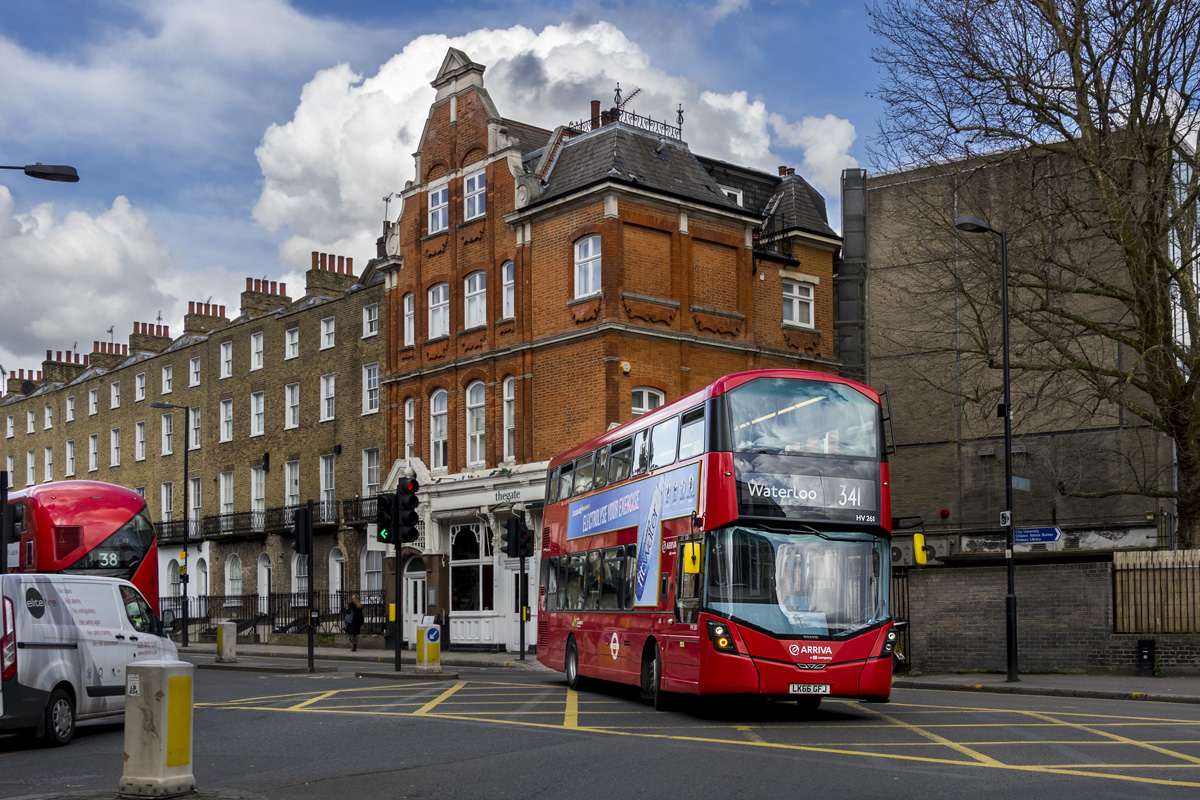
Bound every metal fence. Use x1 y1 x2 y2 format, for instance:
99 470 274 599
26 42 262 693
159 592 389 640
1113 550 1200 634
890 568 910 669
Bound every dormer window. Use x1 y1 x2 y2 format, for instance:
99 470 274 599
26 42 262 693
719 185 743 207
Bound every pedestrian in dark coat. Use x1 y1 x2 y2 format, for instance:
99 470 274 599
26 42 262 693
344 594 365 651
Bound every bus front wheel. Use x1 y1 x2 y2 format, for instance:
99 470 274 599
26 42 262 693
565 637 583 691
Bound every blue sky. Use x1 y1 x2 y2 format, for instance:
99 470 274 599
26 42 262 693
0 0 882 375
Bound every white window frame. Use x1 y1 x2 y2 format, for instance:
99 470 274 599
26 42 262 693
403 293 415 346
285 327 299 359
161 481 173 520
136 420 146 461
428 283 449 339
220 399 233 442
189 407 201 450
320 374 335 421
431 389 448 471
632 386 665 418
161 413 174 455
64 440 75 477
503 376 516 462
782 278 815 329
292 553 308 595
362 363 379 415
320 454 336 520
466 381 485 468
6 415 13 438
250 332 264 371
428 184 449 233
26 410 34 434
363 303 378 338
363 448 380 496
285 383 299 429
285 461 300 509
574 234 602 298
404 398 415 461
161 365 173 394
250 392 265 436
65 397 74 422
219 472 234 516
43 446 52 483
88 434 98 472
44 405 52 430
502 261 515 319
227 554 243 597
320 317 335 350
220 341 233 378
110 381 120 409
135 372 146 401
719 185 744 206
189 356 201 387
110 428 120 466
464 168 486 220
88 388 98 415
25 451 34 486
464 271 486 329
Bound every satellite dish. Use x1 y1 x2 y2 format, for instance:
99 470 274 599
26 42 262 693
21 381 36 395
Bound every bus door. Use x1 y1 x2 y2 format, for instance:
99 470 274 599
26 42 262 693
662 532 704 689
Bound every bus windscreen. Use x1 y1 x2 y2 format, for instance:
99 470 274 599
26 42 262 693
63 507 156 577
727 377 878 458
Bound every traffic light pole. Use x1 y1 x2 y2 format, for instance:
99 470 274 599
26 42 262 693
394 536 403 673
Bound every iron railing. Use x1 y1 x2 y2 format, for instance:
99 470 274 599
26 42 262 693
565 107 682 140
1113 550 1200 633
159 591 389 639
155 498 381 541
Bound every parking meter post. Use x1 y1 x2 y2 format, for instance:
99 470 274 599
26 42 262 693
307 499 315 674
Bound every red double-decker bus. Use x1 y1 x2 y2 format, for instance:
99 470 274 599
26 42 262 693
3 480 160 613
537 369 896 711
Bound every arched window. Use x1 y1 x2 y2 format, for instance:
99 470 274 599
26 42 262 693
329 547 345 597
257 553 271 613
574 235 601 298
464 271 486 329
226 553 243 597
428 283 449 339
167 559 181 597
195 557 209 596
403 292 415 346
404 398 415 460
466 381 485 467
503 376 516 462
502 261 515 318
293 553 309 595
632 387 664 418
430 389 448 471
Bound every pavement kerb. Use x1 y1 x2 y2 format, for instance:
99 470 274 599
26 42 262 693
892 678 1200 705
177 644 547 671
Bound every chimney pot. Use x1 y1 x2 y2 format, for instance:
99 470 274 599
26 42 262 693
270 281 277 295
280 283 286 297
320 253 327 271
347 257 353 274
189 301 195 314
84 356 89 365
56 351 62 361
787 167 795 175
337 256 344 274
312 251 319 270
46 349 52 360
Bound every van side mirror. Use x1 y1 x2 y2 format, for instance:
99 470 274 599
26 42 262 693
161 610 176 633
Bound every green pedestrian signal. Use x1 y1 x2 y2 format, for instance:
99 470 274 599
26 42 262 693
376 492 397 543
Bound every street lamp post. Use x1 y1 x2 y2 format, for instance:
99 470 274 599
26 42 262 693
954 215 1019 683
0 163 80 182
151 401 190 647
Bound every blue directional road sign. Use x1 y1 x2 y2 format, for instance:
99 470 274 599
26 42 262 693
1013 526 1061 544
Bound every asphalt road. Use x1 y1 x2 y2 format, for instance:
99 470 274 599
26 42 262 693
2 654 1199 799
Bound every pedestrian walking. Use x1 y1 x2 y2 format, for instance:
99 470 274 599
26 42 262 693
343 594 364 651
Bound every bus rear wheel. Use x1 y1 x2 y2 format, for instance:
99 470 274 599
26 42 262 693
794 695 822 716
565 637 583 691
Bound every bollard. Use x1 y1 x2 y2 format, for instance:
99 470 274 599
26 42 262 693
119 660 197 797
416 624 442 674
216 621 238 663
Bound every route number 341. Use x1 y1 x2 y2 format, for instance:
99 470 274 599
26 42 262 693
837 485 863 507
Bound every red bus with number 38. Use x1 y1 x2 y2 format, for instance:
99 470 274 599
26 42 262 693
537 370 896 712
4 480 160 613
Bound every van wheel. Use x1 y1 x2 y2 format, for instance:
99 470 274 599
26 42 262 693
42 689 75 747
565 637 583 691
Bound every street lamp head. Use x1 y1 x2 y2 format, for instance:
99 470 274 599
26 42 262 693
0 164 80 183
954 215 996 235
149 401 177 410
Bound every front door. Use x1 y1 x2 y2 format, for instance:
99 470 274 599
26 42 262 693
403 562 427 647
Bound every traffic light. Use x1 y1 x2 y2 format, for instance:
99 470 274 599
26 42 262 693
395 478 421 543
501 517 520 558
290 506 311 555
376 492 397 544
517 517 536 558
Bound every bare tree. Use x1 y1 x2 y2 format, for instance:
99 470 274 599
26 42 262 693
869 0 1200 547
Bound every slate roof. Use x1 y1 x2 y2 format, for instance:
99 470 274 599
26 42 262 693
768 173 837 239
534 123 745 213
501 118 551 156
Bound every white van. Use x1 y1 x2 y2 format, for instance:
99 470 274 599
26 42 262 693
0 573 178 746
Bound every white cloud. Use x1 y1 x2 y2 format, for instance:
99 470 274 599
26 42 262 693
710 0 751 22
0 188 177 377
253 21 857 268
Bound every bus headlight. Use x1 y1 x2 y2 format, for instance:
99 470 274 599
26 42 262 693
707 619 739 654
882 629 898 655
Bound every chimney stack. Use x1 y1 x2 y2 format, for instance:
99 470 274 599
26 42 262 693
305 251 359 297
184 301 231 335
240 277 292 319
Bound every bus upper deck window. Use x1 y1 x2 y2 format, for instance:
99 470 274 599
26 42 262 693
608 438 633 483
558 463 574 500
677 406 705 460
593 446 609 490
632 429 650 475
547 468 560 504
649 416 679 471
573 452 595 496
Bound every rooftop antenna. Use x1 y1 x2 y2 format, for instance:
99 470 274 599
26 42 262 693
677 103 685 135
71 341 77 356
383 192 397 220
155 311 163 325
107 326 114 346
615 82 642 111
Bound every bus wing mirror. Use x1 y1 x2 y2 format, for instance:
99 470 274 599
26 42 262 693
914 534 927 566
683 542 702 574
161 610 176 633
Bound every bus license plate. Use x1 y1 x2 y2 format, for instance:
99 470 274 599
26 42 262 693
789 684 830 695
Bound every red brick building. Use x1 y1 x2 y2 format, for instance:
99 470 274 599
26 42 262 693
376 49 843 651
